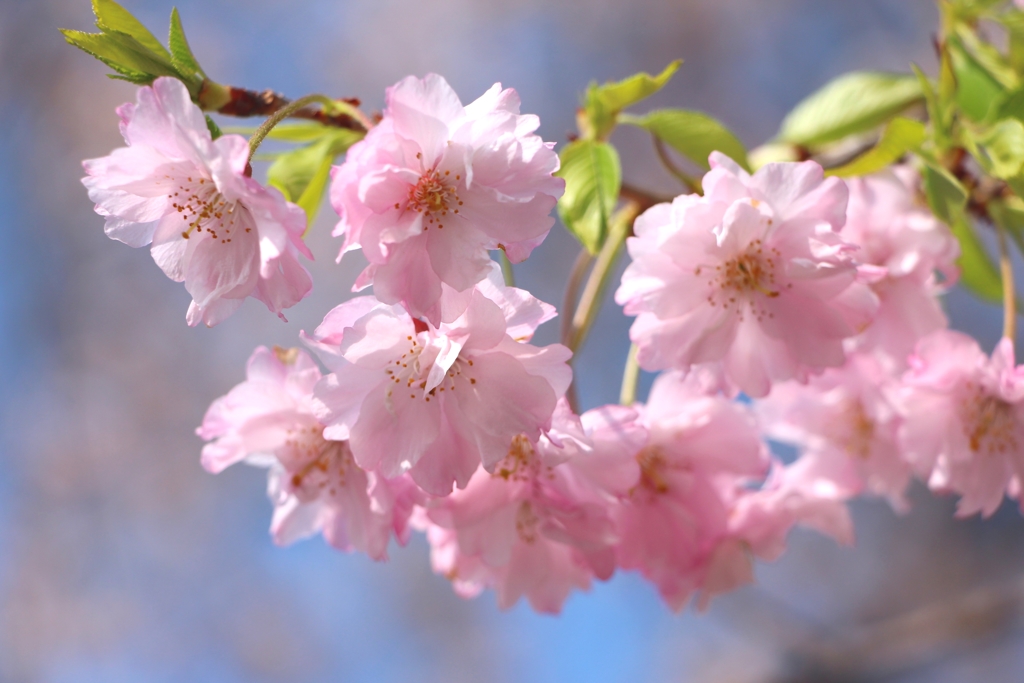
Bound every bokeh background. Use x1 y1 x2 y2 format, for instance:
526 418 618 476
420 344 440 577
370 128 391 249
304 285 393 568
3 0 1024 681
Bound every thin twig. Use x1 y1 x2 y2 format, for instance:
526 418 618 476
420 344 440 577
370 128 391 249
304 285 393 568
200 80 369 132
561 249 595 348
247 94 338 161
997 220 1017 342
619 343 640 405
569 202 641 352
652 136 701 193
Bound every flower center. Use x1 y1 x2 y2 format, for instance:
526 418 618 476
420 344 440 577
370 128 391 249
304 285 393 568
832 398 876 460
700 239 788 322
169 175 244 244
494 434 546 482
401 159 463 230
634 446 671 496
960 383 1018 455
280 425 355 501
515 500 541 543
383 334 477 405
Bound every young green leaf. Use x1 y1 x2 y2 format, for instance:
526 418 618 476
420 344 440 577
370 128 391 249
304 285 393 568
556 140 622 254
778 72 923 147
226 121 340 143
92 0 170 60
948 35 1005 122
266 129 361 220
826 117 925 178
923 163 967 223
205 115 223 140
60 28 178 82
168 8 203 79
582 61 681 140
975 118 1024 179
619 108 749 171
297 153 335 232
949 210 1004 302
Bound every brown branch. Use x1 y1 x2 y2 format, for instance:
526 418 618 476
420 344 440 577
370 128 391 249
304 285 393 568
199 81 369 132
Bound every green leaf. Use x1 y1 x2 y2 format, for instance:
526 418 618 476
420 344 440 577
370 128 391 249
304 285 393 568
92 0 169 59
826 117 926 177
950 210 1004 302
556 140 622 254
168 8 202 79
619 108 748 171
296 152 334 230
266 129 361 221
975 118 1024 179
61 28 177 81
205 115 222 140
778 72 923 147
953 24 1017 90
923 163 967 223
582 60 681 140
226 122 337 143
922 160 1002 302
948 35 1005 122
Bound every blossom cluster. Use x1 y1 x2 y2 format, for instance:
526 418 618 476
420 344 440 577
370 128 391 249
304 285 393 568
83 72 1024 614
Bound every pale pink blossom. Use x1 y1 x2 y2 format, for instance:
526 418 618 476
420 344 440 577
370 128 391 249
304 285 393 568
197 346 417 559
330 74 563 324
899 330 1024 517
758 352 912 510
615 153 878 397
731 452 857 563
83 78 313 326
420 402 645 613
614 370 771 611
307 276 572 496
842 168 959 367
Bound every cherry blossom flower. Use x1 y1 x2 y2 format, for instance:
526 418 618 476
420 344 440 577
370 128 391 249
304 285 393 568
330 74 563 324
842 168 959 367
307 276 572 496
197 346 417 559
615 153 878 397
731 451 857 564
82 77 313 326
419 402 645 613
613 370 770 611
899 330 1024 517
758 352 912 510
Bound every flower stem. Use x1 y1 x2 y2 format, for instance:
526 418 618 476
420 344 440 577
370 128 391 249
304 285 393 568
561 249 595 348
619 343 640 406
248 94 339 161
997 220 1017 342
569 202 640 352
499 250 516 287
652 136 701 194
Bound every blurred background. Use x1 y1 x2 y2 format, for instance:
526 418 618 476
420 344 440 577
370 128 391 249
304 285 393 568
3 0 1024 681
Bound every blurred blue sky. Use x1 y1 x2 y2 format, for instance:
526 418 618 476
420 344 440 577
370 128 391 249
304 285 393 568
4 1 1024 682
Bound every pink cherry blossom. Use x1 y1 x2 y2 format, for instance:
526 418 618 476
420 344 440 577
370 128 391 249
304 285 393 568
419 402 645 613
83 77 313 326
330 74 564 324
614 370 771 611
899 330 1024 517
307 277 572 496
731 452 857 564
615 153 878 397
757 352 912 510
842 168 959 367
197 346 417 559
